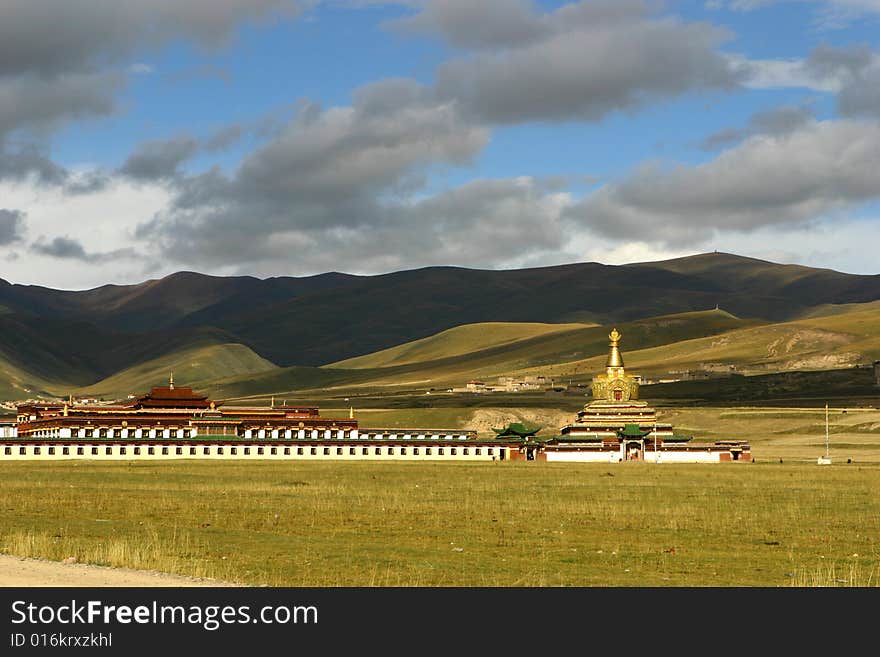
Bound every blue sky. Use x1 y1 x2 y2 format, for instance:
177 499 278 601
2 0 880 289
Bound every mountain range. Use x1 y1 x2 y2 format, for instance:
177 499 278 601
2 251 879 402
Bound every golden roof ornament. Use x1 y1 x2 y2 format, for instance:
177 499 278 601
606 327 624 368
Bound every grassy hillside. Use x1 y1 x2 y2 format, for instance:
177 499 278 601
204 365 378 402
330 322 594 369
0 355 64 400
208 309 756 400
1 253 879 402
76 343 278 400
511 303 880 381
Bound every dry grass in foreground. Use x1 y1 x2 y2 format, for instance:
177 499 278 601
1 460 878 587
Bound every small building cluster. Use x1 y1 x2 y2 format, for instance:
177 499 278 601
453 376 549 393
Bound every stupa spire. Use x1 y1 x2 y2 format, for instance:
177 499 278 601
606 328 624 368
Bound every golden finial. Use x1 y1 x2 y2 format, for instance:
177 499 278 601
606 328 624 368
169 372 174 389
349 406 354 419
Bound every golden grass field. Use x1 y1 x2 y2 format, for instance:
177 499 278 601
1 405 878 587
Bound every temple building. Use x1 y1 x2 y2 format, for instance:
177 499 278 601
508 329 752 463
559 328 674 444
3 334 751 464
5 377 516 462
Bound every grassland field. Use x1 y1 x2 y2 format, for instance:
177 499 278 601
2 405 879 587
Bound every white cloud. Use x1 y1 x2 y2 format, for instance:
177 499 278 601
0 175 173 289
566 119 880 244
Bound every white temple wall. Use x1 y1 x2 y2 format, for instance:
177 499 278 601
0 443 508 462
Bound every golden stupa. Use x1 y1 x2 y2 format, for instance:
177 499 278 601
590 328 639 402
561 328 672 443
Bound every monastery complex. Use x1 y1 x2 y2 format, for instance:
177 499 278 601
0 330 750 463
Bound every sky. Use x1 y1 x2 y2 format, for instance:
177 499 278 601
2 0 880 290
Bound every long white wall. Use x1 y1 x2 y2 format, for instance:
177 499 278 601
545 451 623 463
0 442 507 462
545 449 723 463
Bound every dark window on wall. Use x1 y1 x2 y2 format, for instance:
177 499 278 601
48 447 55 455
134 447 141 455
162 447 169 455
176 448 183 456
77 448 84 456
190 447 197 456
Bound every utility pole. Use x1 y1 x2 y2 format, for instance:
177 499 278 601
819 403 832 465
825 403 830 460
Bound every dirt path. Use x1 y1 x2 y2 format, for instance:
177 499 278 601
0 555 238 587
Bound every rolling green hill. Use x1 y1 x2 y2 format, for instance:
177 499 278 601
75 343 278 400
329 321 594 369
207 309 758 400
511 303 880 381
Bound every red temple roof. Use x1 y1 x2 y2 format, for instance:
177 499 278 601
129 386 212 409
